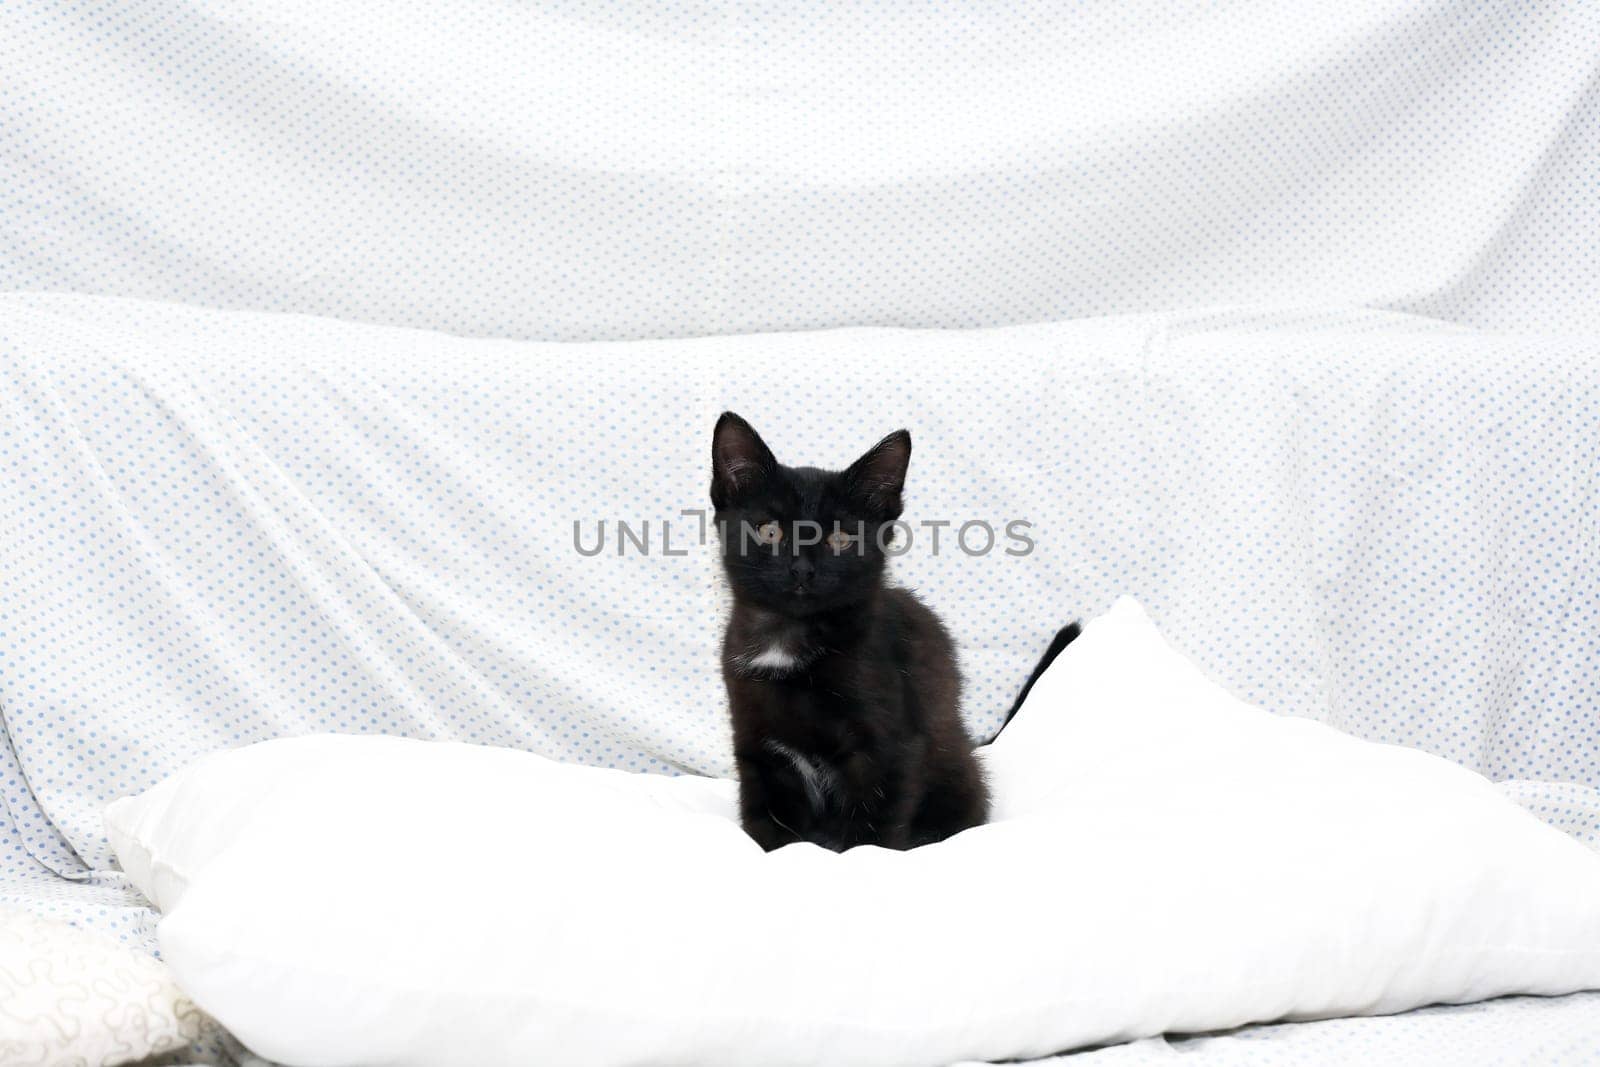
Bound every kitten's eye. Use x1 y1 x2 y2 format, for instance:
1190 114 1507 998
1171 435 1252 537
827 530 855 552
757 521 784 545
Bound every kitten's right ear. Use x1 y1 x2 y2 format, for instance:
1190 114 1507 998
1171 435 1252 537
711 412 777 509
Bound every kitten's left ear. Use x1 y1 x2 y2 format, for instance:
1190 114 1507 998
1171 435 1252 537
845 429 911 519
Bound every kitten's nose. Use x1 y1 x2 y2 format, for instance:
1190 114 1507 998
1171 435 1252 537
789 558 815 585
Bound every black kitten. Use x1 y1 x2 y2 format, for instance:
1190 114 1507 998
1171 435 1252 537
710 412 1072 852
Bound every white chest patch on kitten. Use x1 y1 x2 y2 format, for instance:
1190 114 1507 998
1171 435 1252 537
736 639 813 676
746 644 799 672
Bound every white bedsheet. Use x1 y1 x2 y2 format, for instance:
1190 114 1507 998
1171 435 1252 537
3 294 1599 876
3 294 1599 1064
2 3 1597 340
5 4 1599 1062
1033 992 1600 1066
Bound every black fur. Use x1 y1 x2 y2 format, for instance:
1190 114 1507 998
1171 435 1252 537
710 412 1074 852
999 622 1082 733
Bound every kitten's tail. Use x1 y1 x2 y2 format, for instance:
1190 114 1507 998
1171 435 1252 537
991 621 1081 740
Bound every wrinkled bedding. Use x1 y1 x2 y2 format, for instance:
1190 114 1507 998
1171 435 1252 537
4 2 1599 1063
5 295 1600 866
4 296 1599 1066
3 3 1597 340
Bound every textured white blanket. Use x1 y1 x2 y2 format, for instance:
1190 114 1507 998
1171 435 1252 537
4 4 1600 1063
1 3 1596 339
2 294 1597 882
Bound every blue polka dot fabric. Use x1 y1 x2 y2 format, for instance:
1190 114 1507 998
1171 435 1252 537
1002 988 1600 1065
4 1 1600 1059
3 294 1598 884
5 299 1600 1061
1 3 1596 340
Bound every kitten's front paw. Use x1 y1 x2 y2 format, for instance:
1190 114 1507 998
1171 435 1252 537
741 814 799 852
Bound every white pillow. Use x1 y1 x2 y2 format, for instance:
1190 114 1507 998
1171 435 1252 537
0 905 203 1065
105 597 1600 1067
